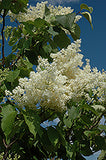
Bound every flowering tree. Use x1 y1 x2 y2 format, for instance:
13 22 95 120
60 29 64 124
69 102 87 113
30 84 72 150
0 0 106 160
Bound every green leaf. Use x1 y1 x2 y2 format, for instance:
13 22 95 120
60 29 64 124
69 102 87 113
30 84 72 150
10 0 28 14
23 57 33 69
34 18 49 29
44 5 50 16
56 13 76 30
23 110 42 138
70 23 80 40
81 115 93 126
4 26 12 41
53 29 70 49
80 4 93 13
68 106 79 120
8 37 18 46
84 130 99 137
64 106 79 128
81 11 93 29
23 37 32 49
1 105 17 139
80 103 98 115
6 69 20 82
22 21 34 35
4 53 16 67
63 117 72 128
14 27 22 38
43 44 52 53
47 127 59 146
95 136 106 150
81 143 93 156
88 7 93 14
33 156 38 160
1 0 11 10
17 38 25 49
98 125 106 132
98 150 106 160
40 130 54 153
47 26 59 37
19 68 31 78
12 44 18 52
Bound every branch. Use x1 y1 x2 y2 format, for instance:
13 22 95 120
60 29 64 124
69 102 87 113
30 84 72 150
1 9 6 68
3 138 17 160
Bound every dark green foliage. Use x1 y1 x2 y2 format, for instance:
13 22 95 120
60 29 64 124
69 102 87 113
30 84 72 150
0 0 28 15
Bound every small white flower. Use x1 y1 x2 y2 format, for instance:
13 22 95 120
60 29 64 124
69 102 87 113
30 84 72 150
74 15 82 23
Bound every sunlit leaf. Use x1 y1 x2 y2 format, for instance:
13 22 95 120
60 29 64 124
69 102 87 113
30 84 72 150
81 11 93 29
43 44 52 53
6 69 20 82
56 13 76 30
80 3 93 13
23 110 42 138
1 105 17 139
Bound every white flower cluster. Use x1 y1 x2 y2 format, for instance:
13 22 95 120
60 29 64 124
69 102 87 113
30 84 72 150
8 1 48 22
5 40 106 111
8 1 81 23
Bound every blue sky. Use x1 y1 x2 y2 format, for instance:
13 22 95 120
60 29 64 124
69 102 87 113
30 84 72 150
72 0 106 71
69 0 106 71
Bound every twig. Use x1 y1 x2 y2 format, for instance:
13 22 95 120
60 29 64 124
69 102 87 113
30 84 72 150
76 9 81 15
9 53 22 69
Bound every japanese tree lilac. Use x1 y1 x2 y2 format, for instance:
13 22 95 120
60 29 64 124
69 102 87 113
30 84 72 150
5 40 106 111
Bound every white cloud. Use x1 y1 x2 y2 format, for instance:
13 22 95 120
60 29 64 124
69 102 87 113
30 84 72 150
37 0 81 5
